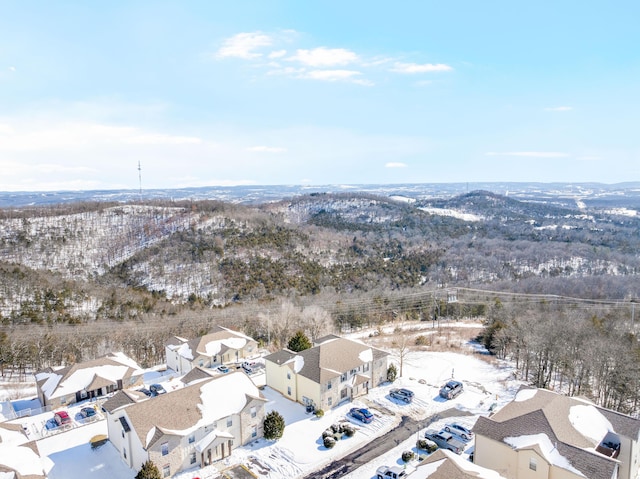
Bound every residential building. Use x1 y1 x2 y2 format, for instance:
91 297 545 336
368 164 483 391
264 335 388 410
165 326 258 375
473 387 640 479
35 352 144 408
103 371 265 478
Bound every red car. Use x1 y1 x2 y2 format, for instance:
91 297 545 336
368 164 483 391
54 410 72 426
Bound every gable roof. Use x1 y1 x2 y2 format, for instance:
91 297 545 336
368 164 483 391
473 387 637 479
35 352 143 401
0 429 48 478
265 336 389 384
168 326 257 361
118 371 265 448
414 449 508 479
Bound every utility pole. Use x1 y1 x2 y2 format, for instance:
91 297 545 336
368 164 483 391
138 160 142 200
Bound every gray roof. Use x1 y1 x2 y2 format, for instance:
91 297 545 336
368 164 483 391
181 366 216 385
473 387 632 479
102 390 141 413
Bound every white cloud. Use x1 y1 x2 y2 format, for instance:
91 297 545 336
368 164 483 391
302 70 363 82
391 62 453 73
8 66 16 72
385 162 408 168
246 146 287 153
544 106 573 111
217 32 272 59
485 151 570 158
0 121 202 151
289 47 358 67
268 50 287 59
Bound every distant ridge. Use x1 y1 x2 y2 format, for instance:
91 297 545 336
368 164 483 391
1 182 640 208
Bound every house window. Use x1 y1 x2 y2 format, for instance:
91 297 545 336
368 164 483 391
161 442 169 456
529 458 537 471
80 389 88 399
123 447 127 459
252 425 257 438
227 418 233 427
341 373 347 382
328 397 333 406
287 372 291 380
287 386 292 396
199 359 204 367
163 465 170 478
190 452 196 464
363 363 369 372
122 429 125 438
188 434 195 444
327 380 332 390
350 368 357 375
250 407 257 418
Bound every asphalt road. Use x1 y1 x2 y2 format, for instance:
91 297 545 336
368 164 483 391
303 407 468 479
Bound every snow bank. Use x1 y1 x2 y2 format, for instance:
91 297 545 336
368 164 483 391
514 388 537 402
358 348 373 363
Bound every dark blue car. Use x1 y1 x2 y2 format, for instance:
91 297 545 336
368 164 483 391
350 407 374 423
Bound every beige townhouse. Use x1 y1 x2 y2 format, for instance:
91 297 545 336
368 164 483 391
264 334 388 411
473 387 640 479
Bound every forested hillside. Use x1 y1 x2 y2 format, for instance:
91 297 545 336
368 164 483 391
1 191 640 411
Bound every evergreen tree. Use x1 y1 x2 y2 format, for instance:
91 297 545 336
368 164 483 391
135 460 161 479
287 330 312 352
387 363 398 382
263 410 286 440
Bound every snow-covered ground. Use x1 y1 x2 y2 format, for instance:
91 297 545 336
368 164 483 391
0 340 522 479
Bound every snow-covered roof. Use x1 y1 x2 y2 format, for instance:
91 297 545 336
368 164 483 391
505 433 584 477
414 449 508 479
474 387 639 479
0 441 48 478
36 352 143 401
173 326 257 361
120 371 265 448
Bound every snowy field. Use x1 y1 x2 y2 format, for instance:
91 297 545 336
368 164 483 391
0 338 523 479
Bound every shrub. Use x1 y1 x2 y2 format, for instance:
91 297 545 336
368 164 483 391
322 429 334 439
323 436 336 449
402 451 415 462
287 330 312 352
415 335 429 346
315 409 324 418
416 439 438 453
330 423 341 433
135 460 161 479
387 363 398 382
263 410 285 440
333 432 342 441
343 424 356 437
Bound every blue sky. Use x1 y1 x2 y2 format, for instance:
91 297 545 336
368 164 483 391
1 1 639 191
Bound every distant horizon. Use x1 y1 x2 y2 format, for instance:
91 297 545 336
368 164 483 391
3 179 640 196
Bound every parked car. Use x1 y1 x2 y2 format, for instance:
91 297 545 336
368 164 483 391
376 465 408 479
54 410 72 427
350 407 374 424
149 384 167 396
217 365 230 374
390 388 414 403
241 361 254 373
424 429 466 454
138 387 152 397
439 380 464 400
444 423 474 441
80 407 97 418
